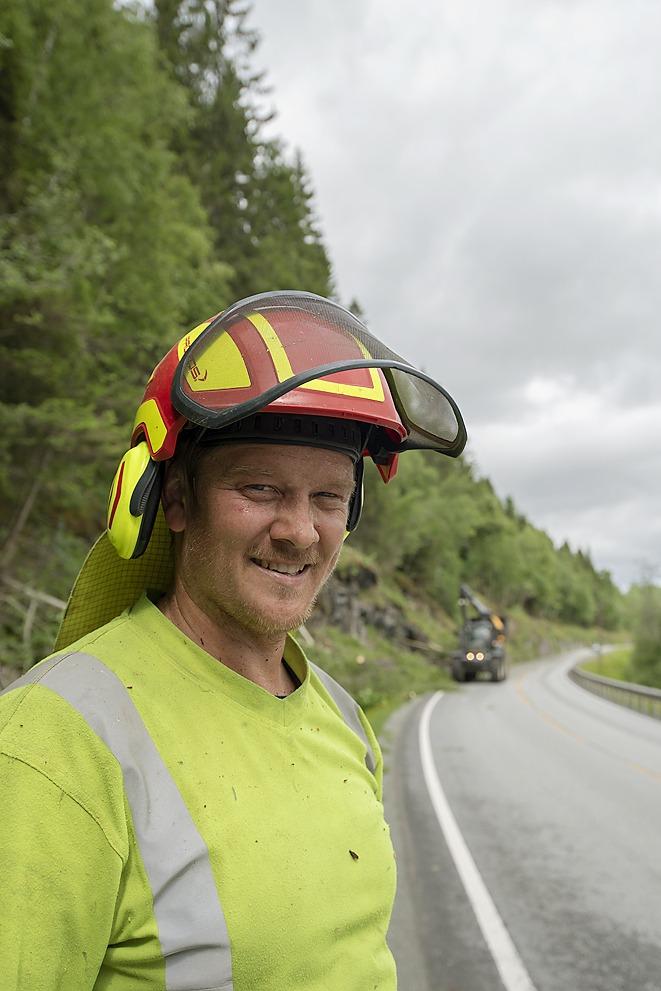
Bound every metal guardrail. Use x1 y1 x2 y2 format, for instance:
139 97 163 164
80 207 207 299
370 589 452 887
569 664 661 721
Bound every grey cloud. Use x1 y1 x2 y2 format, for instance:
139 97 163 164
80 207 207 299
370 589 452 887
249 0 661 584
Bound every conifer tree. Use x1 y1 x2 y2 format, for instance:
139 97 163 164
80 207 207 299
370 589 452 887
0 0 228 611
154 0 333 298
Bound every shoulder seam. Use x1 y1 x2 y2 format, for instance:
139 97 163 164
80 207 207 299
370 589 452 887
83 611 132 648
0 749 126 862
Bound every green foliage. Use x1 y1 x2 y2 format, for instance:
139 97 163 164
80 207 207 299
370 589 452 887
0 0 230 569
628 584 661 688
355 454 481 615
233 145 333 297
503 606 627 664
154 0 333 300
307 623 453 738
581 647 633 681
354 452 624 631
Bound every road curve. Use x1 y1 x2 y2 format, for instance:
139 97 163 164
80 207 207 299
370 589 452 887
383 650 661 991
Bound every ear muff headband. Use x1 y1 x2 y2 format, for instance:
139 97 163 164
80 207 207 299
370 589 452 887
107 442 163 560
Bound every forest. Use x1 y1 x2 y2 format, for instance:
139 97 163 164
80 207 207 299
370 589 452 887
0 0 656 684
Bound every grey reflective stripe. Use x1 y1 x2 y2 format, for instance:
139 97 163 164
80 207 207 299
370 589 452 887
309 661 376 775
6 652 233 991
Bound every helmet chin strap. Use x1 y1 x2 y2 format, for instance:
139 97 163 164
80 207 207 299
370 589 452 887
346 458 364 532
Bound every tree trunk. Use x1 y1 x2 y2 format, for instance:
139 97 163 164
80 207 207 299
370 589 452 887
0 451 52 575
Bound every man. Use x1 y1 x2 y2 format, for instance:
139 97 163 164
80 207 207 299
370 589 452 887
0 291 466 989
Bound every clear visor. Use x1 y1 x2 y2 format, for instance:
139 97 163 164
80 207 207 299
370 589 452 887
172 291 466 455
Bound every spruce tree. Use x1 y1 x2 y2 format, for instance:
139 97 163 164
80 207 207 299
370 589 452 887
154 0 333 298
0 0 228 627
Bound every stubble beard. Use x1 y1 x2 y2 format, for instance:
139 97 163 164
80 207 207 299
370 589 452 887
225 558 339 637
229 539 341 636
181 532 341 639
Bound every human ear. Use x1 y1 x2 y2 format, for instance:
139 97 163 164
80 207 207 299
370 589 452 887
161 463 187 533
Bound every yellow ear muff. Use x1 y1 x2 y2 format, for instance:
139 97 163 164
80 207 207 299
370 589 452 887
107 442 163 560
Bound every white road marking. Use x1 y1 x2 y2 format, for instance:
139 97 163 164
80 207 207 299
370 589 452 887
418 691 539 991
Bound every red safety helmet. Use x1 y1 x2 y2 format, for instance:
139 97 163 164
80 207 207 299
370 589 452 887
133 290 464 461
55 291 466 650
109 290 465 557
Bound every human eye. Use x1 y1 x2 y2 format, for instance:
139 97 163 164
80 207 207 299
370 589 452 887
243 483 278 498
315 490 350 506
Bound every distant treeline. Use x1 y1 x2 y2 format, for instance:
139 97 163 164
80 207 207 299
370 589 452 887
626 584 661 688
354 453 623 629
0 0 625 665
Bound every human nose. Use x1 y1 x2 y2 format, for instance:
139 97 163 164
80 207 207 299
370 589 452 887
269 496 320 548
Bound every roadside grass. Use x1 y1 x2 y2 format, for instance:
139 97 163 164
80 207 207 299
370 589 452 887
301 622 454 738
306 552 633 737
580 646 633 681
505 606 629 664
307 610 631 737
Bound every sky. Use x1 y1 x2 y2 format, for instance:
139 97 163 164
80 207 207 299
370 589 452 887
247 0 661 589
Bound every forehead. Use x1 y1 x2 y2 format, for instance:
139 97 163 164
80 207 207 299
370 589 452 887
198 442 355 485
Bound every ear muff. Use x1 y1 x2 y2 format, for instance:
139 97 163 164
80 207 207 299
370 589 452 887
346 458 364 533
107 441 164 560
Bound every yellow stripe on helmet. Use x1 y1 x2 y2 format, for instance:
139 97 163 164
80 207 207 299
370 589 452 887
247 312 296 380
177 319 214 360
183 328 252 393
248 313 385 402
300 368 384 401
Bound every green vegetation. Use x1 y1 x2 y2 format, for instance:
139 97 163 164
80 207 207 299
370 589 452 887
566 584 661 691
354 456 624 629
624 584 661 689
304 545 628 736
582 647 633 681
1 0 654 695
307 624 451 738
579 587 661 691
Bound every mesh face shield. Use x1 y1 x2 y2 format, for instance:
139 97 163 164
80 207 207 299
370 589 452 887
171 291 466 458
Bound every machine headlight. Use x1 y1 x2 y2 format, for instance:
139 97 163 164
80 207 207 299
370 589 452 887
476 652 484 661
466 652 475 660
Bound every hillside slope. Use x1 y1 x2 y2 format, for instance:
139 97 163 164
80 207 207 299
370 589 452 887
303 545 627 734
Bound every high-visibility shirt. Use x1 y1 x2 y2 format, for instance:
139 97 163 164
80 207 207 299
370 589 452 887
0 594 397 990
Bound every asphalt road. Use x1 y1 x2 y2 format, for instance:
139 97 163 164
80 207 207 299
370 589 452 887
383 650 661 991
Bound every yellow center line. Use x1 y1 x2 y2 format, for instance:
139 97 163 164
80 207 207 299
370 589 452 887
513 676 661 783
514 679 585 743
626 760 661 783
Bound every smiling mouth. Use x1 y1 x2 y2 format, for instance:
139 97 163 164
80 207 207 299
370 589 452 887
251 558 311 577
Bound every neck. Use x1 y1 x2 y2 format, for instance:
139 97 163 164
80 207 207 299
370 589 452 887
158 583 298 697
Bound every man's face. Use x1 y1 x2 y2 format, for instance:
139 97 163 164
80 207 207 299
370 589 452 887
169 443 356 638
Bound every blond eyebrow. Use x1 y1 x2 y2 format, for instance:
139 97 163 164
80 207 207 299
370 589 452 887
225 464 277 477
223 462 355 493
